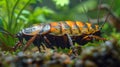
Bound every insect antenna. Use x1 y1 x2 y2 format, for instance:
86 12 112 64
99 0 114 30
80 0 90 22
97 0 102 26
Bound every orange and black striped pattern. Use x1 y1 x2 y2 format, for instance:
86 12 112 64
49 21 99 36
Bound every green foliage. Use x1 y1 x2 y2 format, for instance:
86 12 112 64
0 0 32 48
45 0 98 22
28 7 55 23
113 0 120 16
53 0 70 7
111 32 120 46
74 0 97 13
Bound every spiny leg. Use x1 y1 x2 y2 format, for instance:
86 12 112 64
81 35 106 41
36 39 41 52
23 35 37 51
65 34 78 56
37 45 41 52
92 35 106 41
41 42 46 50
36 41 46 52
12 41 21 51
35 42 45 53
43 36 54 49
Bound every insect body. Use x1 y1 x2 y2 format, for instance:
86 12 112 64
13 21 105 52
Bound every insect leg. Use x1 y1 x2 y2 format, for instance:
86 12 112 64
12 41 21 51
92 35 107 41
65 34 74 48
81 35 106 41
37 46 41 52
43 36 54 49
65 34 78 56
36 39 41 52
41 42 46 50
23 34 37 51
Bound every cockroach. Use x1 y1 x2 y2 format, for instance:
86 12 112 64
12 0 109 54
13 21 106 53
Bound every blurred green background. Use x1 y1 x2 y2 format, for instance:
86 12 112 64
0 0 120 51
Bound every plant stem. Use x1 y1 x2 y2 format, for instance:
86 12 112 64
5 0 10 29
15 0 31 26
0 14 7 29
11 0 20 28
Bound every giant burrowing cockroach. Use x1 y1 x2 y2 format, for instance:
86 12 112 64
12 0 110 54
13 21 106 53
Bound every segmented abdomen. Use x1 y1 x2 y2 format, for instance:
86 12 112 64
49 21 99 36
